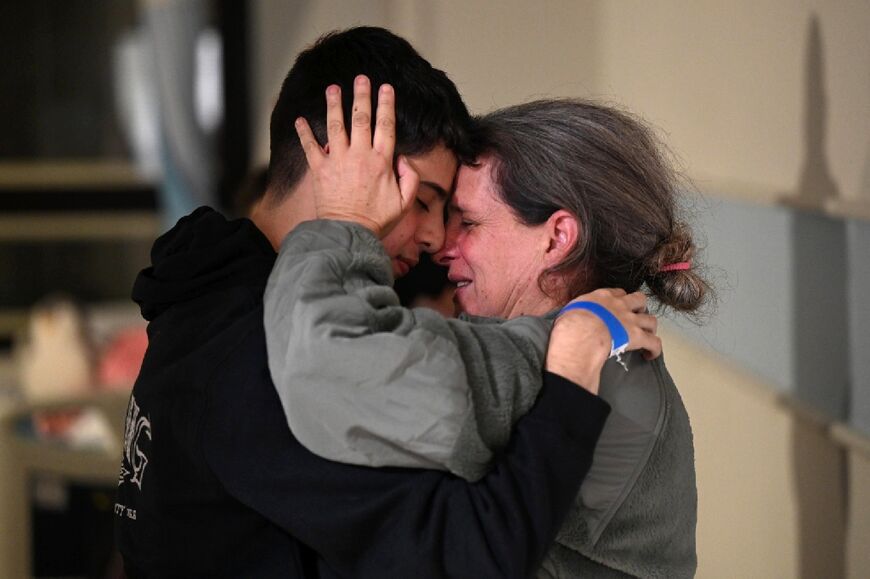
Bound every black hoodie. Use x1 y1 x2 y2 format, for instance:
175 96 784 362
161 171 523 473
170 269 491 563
115 207 610 578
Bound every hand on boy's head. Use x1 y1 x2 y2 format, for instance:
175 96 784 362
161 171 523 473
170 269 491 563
294 75 419 239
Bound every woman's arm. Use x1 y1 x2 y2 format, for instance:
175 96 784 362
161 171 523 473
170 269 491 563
265 218 546 481
265 218 658 482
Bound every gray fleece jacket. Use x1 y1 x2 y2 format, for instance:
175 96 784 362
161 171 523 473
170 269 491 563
265 220 697 578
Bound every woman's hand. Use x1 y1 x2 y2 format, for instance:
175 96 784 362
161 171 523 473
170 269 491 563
545 289 660 394
294 75 420 239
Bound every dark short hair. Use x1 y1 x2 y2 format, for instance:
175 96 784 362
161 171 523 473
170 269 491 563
475 99 712 314
267 27 474 201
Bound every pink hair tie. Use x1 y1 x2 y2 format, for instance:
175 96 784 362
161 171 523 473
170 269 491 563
659 261 691 272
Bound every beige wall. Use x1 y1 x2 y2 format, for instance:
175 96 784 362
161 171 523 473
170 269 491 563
253 1 870 204
597 1 870 203
664 328 870 578
251 0 600 165
251 2 870 576
845 449 870 578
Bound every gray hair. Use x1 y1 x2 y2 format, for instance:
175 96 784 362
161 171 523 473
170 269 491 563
475 99 711 314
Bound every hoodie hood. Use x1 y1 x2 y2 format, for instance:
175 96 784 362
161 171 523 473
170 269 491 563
133 207 276 321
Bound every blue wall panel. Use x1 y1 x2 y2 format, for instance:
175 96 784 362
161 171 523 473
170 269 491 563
666 196 859 424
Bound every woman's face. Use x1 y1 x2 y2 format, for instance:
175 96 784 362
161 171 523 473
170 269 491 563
434 159 555 319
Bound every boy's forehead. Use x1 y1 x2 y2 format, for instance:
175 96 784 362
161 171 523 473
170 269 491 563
420 180 451 201
405 144 459 197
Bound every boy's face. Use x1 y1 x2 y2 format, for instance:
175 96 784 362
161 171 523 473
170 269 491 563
381 144 458 279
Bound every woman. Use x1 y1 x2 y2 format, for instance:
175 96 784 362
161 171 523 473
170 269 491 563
266 96 709 577
435 100 708 578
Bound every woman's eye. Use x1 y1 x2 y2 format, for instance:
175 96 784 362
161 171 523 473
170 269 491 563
416 199 430 213
460 220 475 229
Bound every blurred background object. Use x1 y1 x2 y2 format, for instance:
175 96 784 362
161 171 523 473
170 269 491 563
1 1 868 578
0 0 248 576
17 298 95 403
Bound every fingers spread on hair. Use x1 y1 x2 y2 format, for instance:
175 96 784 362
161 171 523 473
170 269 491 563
325 84 348 153
350 75 372 149
373 84 396 157
295 117 325 168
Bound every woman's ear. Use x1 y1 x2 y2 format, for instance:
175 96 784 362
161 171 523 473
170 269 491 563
544 209 580 265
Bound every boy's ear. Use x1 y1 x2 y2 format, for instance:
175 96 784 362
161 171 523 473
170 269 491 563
544 209 580 265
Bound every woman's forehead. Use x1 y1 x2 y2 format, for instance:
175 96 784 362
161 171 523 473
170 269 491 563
453 160 499 211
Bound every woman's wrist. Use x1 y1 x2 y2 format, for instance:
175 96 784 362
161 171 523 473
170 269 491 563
545 310 611 395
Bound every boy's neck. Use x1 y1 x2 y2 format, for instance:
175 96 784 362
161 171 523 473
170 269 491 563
249 173 317 251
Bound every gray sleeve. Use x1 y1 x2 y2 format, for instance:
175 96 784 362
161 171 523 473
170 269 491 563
264 219 549 481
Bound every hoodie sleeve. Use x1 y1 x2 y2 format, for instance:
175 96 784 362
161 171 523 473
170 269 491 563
264 219 552 481
204 354 611 578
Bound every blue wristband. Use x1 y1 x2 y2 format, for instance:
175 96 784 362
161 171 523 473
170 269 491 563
557 301 630 360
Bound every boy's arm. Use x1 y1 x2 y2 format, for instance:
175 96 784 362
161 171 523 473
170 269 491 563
205 333 610 577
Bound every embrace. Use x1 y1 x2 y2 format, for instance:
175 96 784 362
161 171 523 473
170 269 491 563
117 26 710 578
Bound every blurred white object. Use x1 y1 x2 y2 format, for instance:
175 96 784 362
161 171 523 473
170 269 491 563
17 299 95 402
31 407 119 454
112 0 221 228
113 25 223 180
113 30 162 180
144 0 218 227
195 28 223 135
66 407 120 453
